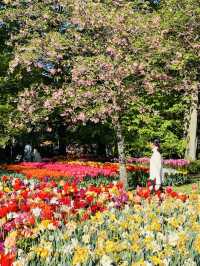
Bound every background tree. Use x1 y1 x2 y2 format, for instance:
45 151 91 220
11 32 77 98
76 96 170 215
159 0 200 160
1 0 165 186
123 90 188 158
1 0 200 185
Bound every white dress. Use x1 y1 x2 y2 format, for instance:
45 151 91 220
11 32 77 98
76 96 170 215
149 147 163 189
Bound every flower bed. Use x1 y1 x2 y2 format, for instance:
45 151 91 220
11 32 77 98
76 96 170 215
1 160 191 188
16 193 199 266
2 161 148 180
0 172 199 265
0 175 130 265
0 167 199 265
127 157 190 169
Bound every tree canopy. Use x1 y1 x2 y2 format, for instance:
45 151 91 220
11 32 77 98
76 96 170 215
0 0 199 162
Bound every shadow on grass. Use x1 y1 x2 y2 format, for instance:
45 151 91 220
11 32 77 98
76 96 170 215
174 176 200 194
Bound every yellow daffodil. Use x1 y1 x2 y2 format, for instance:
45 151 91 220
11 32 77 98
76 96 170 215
131 259 146 266
131 242 140 253
72 246 89 265
105 240 117 253
146 221 161 232
4 187 10 193
194 234 200 253
150 255 163 265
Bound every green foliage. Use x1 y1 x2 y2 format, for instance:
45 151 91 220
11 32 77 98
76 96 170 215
123 91 187 157
187 160 200 175
80 175 117 187
128 170 190 188
0 169 25 180
163 173 190 186
0 104 13 147
128 171 149 189
0 0 200 158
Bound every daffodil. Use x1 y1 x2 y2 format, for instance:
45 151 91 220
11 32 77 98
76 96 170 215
131 259 146 266
194 234 200 253
131 242 140 253
150 255 163 265
72 246 89 265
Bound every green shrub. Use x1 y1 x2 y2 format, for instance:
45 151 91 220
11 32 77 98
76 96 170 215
163 173 190 186
187 160 200 175
128 171 190 189
80 175 117 187
128 171 149 189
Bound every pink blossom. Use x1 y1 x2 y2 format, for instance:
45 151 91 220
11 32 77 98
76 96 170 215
77 112 86 122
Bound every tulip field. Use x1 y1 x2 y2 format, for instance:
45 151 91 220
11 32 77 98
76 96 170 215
1 0 200 265
0 161 199 266
2 161 149 180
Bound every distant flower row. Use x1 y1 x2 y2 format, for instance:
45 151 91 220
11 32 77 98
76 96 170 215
2 161 148 180
127 158 190 168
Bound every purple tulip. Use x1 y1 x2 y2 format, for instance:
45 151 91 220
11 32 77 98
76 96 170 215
0 242 4 253
3 221 14 232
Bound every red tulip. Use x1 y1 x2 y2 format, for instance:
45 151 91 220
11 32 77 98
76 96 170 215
13 179 23 191
0 207 8 218
60 197 71 206
116 182 123 189
166 186 173 194
147 181 152 187
21 190 29 199
143 189 150 199
37 191 51 200
63 182 71 193
8 202 18 212
74 200 86 209
137 187 150 199
52 220 60 227
0 253 15 266
86 195 94 204
2 176 8 182
20 204 30 212
156 190 161 198
90 204 98 213
171 191 178 198
27 216 35 225
42 208 53 220
82 212 89 221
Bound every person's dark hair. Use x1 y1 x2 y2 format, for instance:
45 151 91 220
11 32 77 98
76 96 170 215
153 139 160 149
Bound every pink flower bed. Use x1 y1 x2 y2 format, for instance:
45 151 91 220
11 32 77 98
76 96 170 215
127 157 190 168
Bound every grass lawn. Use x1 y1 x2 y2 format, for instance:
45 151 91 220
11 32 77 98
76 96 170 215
174 178 200 194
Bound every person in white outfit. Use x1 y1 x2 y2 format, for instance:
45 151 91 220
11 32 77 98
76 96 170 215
149 139 163 191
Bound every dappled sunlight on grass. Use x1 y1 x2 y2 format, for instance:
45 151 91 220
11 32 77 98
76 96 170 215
174 181 200 194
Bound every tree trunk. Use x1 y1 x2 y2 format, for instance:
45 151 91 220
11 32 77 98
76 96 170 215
115 121 128 189
185 89 198 161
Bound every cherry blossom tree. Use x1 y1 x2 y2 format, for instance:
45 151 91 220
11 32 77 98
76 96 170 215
1 0 200 185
